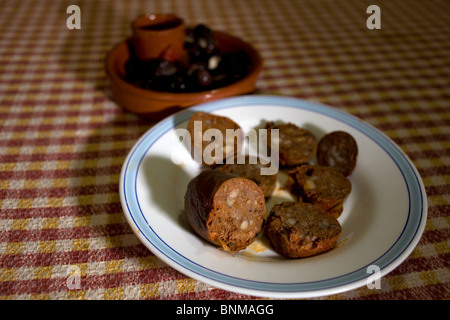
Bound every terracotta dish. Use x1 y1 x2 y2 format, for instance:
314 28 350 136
105 32 263 119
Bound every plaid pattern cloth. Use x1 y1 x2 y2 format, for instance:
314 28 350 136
0 0 449 299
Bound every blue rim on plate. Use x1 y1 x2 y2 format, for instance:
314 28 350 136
119 95 427 297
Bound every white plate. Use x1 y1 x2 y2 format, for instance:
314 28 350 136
119 95 427 298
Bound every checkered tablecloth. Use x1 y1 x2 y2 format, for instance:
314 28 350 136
0 0 449 300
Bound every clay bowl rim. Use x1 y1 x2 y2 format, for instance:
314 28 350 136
104 30 263 113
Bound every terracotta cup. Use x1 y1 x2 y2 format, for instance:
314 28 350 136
131 13 186 61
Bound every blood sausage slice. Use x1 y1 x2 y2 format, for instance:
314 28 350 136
290 165 351 218
317 131 358 176
265 202 342 258
184 169 266 253
187 111 243 166
266 122 317 167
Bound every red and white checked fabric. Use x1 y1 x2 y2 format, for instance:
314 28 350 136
0 0 449 299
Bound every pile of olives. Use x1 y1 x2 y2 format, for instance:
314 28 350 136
125 24 252 92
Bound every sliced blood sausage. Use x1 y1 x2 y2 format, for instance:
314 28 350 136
217 156 277 198
184 169 266 253
266 122 317 167
290 165 351 218
317 131 358 176
187 111 243 166
265 202 342 258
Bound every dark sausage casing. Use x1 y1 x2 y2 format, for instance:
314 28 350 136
184 170 266 253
